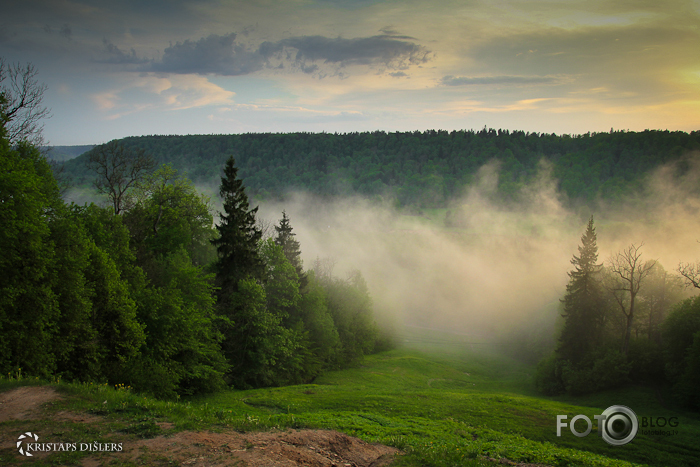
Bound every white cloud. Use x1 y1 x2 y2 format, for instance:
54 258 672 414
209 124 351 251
89 74 235 119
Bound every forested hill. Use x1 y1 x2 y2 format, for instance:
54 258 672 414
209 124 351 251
63 129 700 207
45 144 95 161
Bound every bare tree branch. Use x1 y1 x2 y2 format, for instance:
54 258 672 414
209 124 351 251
86 140 155 215
678 262 700 289
0 58 51 146
605 243 656 357
256 217 274 241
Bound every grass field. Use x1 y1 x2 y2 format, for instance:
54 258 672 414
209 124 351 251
2 330 699 466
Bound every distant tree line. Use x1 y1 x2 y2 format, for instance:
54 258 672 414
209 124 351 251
60 129 700 210
535 218 700 410
1 119 389 396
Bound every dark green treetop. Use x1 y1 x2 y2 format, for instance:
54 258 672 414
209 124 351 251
557 217 605 364
274 211 307 288
211 156 264 297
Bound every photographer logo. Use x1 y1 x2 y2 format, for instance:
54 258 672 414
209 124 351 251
557 405 639 446
15 431 123 456
16 432 39 456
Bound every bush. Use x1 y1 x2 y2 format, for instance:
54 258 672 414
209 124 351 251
663 296 700 384
537 348 631 396
627 339 664 382
674 331 700 410
534 353 564 395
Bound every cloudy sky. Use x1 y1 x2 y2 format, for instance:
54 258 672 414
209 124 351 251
2 0 699 145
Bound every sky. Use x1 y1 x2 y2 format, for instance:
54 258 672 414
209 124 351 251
2 0 700 145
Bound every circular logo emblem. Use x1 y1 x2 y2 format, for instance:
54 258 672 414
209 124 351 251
600 405 638 446
16 432 39 456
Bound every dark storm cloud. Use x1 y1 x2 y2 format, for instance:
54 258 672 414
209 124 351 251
150 32 265 75
259 34 432 68
137 31 432 77
441 75 558 86
95 39 150 65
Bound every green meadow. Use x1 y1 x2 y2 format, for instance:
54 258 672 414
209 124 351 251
2 330 699 466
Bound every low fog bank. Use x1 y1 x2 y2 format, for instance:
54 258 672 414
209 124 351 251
62 152 700 353
256 156 700 348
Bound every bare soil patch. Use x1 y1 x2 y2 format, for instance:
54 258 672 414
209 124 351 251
0 386 61 422
120 429 398 467
0 386 398 466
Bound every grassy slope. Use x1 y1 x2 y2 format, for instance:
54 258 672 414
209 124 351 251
2 340 699 466
201 342 700 467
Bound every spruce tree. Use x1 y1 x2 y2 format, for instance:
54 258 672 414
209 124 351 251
211 156 263 296
274 211 307 288
211 157 265 375
557 217 604 364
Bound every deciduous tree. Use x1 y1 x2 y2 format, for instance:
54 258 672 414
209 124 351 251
0 59 50 146
606 243 656 357
86 140 155 215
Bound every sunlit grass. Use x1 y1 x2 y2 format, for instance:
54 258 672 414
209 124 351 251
2 343 699 466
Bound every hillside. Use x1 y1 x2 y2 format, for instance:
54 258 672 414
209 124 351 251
2 341 699 466
44 145 95 161
60 129 700 209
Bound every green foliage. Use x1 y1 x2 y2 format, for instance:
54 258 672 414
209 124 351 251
260 238 302 322
674 330 700 410
84 243 145 381
130 250 227 398
125 164 216 269
211 156 264 299
626 339 665 382
274 210 306 287
0 140 60 377
298 271 342 367
1 131 389 396
61 129 700 210
224 277 282 387
663 296 700 408
534 353 565 396
48 208 96 380
535 347 632 397
320 269 379 366
558 348 631 396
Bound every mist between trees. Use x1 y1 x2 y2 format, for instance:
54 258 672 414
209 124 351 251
252 154 700 407
6 123 700 403
1 135 389 397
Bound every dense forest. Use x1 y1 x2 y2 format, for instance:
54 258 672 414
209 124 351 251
61 130 700 209
1 125 388 398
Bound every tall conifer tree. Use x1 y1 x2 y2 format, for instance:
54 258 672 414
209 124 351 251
210 157 265 376
211 156 263 297
274 211 307 288
557 217 604 364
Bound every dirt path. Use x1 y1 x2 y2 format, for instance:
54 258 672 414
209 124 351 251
0 386 62 422
1 386 553 467
0 386 398 466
